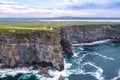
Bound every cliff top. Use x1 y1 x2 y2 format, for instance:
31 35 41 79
0 21 120 33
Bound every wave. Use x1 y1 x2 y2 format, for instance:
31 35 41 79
73 52 78 57
81 62 104 80
73 39 110 46
0 60 73 80
91 53 114 61
72 52 105 80
0 67 39 78
79 47 84 50
73 47 84 57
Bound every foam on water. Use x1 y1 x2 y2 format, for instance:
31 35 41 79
91 53 115 60
47 59 73 80
36 59 73 80
70 51 105 80
0 67 39 78
79 47 84 50
80 53 89 62
0 59 73 80
73 39 110 46
73 52 78 57
81 62 104 80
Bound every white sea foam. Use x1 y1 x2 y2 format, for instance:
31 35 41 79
79 47 84 50
0 56 72 80
0 67 39 78
91 53 114 60
0 59 73 80
36 59 73 80
73 39 110 46
73 47 85 57
73 52 78 57
78 53 89 62
81 62 104 80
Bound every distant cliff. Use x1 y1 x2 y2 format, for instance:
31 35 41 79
0 30 64 71
60 24 120 55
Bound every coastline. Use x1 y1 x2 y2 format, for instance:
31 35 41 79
0 22 120 80
0 39 119 80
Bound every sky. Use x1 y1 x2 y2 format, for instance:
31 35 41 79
0 0 120 18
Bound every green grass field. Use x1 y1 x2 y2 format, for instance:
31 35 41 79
0 21 120 33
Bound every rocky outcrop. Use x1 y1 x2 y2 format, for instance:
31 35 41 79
60 35 73 55
0 30 64 71
58 75 64 80
60 24 120 55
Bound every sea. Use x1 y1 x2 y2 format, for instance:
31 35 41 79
0 18 120 80
0 17 120 22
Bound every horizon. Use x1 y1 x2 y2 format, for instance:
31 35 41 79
1 17 120 19
0 0 120 18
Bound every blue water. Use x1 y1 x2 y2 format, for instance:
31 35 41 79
66 41 120 80
0 41 120 80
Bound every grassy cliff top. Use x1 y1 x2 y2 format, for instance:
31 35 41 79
0 21 120 33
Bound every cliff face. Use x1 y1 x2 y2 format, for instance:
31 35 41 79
60 25 120 55
0 30 64 71
0 24 120 71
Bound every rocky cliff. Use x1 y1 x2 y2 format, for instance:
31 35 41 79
0 24 120 71
60 24 120 55
0 30 64 71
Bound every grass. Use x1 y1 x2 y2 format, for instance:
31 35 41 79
0 21 120 33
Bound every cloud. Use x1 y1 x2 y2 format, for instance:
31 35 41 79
0 1 48 14
62 0 120 9
0 1 87 17
0 0 120 17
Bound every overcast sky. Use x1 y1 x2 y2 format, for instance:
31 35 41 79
0 0 120 18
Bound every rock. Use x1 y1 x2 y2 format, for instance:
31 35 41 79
60 25 120 55
60 37 73 55
58 75 64 80
0 30 64 71
36 65 50 77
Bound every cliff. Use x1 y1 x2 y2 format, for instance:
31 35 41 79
0 24 120 71
60 24 120 55
0 30 64 71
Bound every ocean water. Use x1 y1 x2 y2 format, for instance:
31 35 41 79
0 40 120 80
0 18 120 22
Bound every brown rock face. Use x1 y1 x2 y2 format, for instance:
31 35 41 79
0 30 64 71
58 75 64 80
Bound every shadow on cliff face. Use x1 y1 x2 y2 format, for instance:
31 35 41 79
38 61 53 67
60 37 73 55
60 28 73 56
